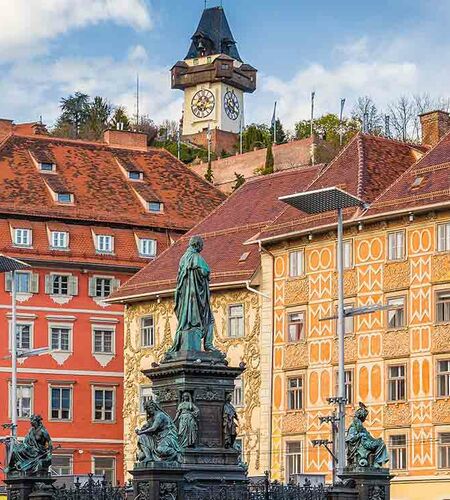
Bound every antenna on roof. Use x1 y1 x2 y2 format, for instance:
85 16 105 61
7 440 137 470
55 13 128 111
136 73 140 131
339 98 346 147
39 115 43 125
385 115 391 138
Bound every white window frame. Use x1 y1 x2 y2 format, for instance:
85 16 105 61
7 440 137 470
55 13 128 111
51 454 73 476
343 240 353 269
286 441 302 478
92 386 116 423
39 162 55 172
49 385 73 421
436 291 450 324
147 202 163 213
92 326 115 355
139 238 157 257
13 228 32 247
388 230 405 261
14 271 32 293
141 316 155 347
232 376 244 407
287 310 305 342
94 276 113 298
9 383 33 420
438 432 450 469
49 324 73 353
139 386 153 413
9 321 34 351
128 171 143 181
387 296 406 329
50 273 70 296
51 231 69 250
387 364 406 402
389 434 407 470
437 359 450 397
95 234 114 254
56 193 73 204
228 304 244 338
289 250 304 278
287 377 303 410
437 222 450 252
92 456 116 484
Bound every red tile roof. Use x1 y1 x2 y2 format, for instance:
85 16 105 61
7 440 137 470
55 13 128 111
111 164 321 300
0 133 225 230
257 134 426 242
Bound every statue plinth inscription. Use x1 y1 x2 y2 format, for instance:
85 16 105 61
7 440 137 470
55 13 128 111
130 237 247 500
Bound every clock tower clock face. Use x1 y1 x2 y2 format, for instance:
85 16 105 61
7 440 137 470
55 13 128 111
224 90 240 121
191 89 215 119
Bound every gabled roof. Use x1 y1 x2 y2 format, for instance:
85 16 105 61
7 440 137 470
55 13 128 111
0 133 225 230
186 7 242 61
367 130 450 217
110 164 320 301
257 134 426 242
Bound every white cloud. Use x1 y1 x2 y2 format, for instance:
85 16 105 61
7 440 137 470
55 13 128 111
0 0 152 60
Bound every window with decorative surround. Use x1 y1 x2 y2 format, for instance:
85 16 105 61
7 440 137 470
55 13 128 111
93 388 115 422
387 231 405 261
287 377 303 410
289 250 304 277
438 222 450 252
141 316 155 347
13 228 32 247
228 304 244 338
389 435 407 470
388 365 406 401
286 441 302 478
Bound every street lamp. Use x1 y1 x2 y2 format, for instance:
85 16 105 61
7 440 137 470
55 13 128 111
279 187 365 476
0 255 37 439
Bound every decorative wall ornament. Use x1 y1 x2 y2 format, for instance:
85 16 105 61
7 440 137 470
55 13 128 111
284 343 308 370
384 402 411 428
431 324 450 354
160 482 178 500
384 261 410 291
281 411 307 434
431 254 450 283
383 328 409 358
432 399 450 424
195 388 222 401
284 277 309 305
154 388 178 402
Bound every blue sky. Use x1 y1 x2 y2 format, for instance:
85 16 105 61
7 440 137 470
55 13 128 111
0 0 448 130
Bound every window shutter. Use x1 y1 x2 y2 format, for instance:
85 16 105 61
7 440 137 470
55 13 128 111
88 277 96 297
31 273 39 293
45 275 52 294
68 276 78 296
5 272 12 292
112 279 121 292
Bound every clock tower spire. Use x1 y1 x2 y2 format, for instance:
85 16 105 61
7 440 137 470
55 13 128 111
171 5 257 154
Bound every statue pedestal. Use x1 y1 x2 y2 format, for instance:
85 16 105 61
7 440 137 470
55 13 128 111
132 353 247 499
4 475 55 500
339 467 392 500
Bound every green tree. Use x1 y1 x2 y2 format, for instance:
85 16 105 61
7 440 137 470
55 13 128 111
232 172 245 191
136 115 158 145
82 96 112 140
55 92 90 138
204 162 214 183
295 113 359 148
242 123 271 152
274 118 288 144
260 140 274 175
110 106 131 131
352 96 383 135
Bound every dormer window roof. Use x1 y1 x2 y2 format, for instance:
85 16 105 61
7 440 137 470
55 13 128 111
116 156 144 181
29 148 57 172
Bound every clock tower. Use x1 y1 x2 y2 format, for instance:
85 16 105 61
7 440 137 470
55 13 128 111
171 6 257 154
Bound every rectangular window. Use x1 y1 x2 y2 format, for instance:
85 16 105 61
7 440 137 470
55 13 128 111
148 202 163 213
14 228 32 247
439 433 450 469
287 311 305 342
388 231 405 261
438 223 450 252
343 240 353 269
287 377 303 410
139 238 157 257
50 326 71 352
94 388 114 421
128 171 142 180
286 442 302 478
15 272 31 293
15 324 31 350
51 231 68 249
334 369 353 404
52 455 73 476
57 193 72 203
52 275 69 295
93 329 114 354
95 277 112 298
387 297 405 329
388 365 406 401
140 386 153 413
93 457 115 484
96 235 114 253
40 162 55 172
228 304 244 338
141 316 154 347
289 250 304 277
389 435 407 470
50 387 72 420
437 360 450 397
232 377 244 407
15 384 33 419
436 291 450 323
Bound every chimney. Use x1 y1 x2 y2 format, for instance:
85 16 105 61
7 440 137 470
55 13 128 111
420 110 450 147
103 129 148 151
0 119 13 142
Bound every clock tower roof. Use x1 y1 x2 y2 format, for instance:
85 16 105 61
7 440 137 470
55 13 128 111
186 6 242 62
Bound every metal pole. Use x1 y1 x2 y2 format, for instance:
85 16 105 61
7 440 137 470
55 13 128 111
336 207 346 474
331 412 337 485
11 270 17 438
240 115 243 154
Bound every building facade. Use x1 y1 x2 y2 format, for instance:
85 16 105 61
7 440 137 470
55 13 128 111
0 122 224 483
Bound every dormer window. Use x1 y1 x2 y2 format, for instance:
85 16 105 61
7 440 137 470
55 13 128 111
40 162 55 172
148 202 163 213
51 231 69 250
56 193 73 204
96 235 114 254
14 228 32 247
139 238 157 257
128 171 143 181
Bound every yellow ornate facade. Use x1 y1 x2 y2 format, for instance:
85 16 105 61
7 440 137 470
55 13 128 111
266 210 450 499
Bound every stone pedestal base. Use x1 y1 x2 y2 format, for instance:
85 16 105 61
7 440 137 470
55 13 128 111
131 464 185 500
339 468 392 500
4 475 55 500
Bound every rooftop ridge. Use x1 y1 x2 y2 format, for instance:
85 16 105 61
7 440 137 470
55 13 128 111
356 134 365 199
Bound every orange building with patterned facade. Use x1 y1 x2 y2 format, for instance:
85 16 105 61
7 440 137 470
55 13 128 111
0 121 224 484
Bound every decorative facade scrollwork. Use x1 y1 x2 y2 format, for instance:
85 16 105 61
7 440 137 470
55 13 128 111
432 254 450 283
284 343 308 370
383 328 409 358
384 403 411 428
285 278 309 305
331 335 357 364
431 324 450 354
195 388 223 401
384 261 410 291
281 411 307 434
432 400 450 424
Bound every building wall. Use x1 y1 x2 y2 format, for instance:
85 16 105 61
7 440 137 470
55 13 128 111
0 265 127 483
266 210 450 499
123 288 267 477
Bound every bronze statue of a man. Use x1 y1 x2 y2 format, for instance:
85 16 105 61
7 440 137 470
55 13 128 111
346 402 389 468
167 236 223 356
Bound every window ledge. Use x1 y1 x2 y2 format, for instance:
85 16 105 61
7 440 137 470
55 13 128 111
93 352 115 367
96 251 115 256
49 247 70 252
92 420 116 425
50 295 73 305
13 244 33 249
50 351 72 366
15 292 33 304
93 297 110 308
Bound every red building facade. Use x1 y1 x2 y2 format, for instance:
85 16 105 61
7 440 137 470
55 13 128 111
0 122 224 482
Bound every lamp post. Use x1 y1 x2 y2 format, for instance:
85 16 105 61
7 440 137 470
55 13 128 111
279 187 365 476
